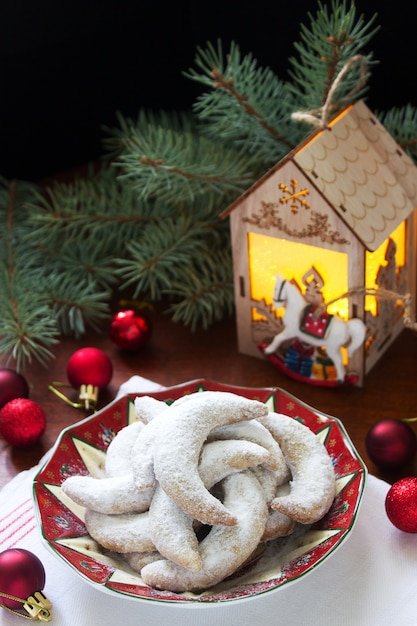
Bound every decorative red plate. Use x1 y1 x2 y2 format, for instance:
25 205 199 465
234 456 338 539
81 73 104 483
33 379 366 605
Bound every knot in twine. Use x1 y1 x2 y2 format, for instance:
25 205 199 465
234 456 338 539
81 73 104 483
291 54 366 129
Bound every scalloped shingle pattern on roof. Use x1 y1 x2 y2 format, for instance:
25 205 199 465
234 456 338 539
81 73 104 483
293 100 417 251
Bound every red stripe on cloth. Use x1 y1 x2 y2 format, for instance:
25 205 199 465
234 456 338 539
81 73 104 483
4 523 37 549
0 498 32 524
0 499 36 548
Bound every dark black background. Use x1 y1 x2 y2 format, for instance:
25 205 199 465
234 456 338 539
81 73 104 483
2 1 416 181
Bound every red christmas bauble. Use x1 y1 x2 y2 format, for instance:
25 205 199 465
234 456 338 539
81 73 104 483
67 347 113 389
365 419 417 468
0 398 46 447
110 309 152 351
0 369 29 409
0 549 45 610
385 477 417 533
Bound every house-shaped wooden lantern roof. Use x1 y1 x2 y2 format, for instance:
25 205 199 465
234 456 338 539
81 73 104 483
222 100 417 386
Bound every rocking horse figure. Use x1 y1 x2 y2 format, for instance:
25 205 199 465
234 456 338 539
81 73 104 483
263 274 366 383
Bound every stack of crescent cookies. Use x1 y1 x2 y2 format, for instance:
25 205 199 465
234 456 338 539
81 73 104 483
61 391 336 593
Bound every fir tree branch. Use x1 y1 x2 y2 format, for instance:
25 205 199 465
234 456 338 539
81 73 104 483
25 167 157 246
116 215 228 300
165 248 235 331
185 40 302 165
208 67 294 149
102 109 198 158
378 104 417 162
112 120 258 204
0 267 59 371
0 178 59 370
288 0 378 119
46 275 111 337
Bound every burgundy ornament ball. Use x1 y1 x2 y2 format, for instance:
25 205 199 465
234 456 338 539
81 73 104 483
385 477 417 533
0 369 29 409
0 398 46 447
365 419 417 469
67 347 113 389
0 548 45 610
110 309 152 351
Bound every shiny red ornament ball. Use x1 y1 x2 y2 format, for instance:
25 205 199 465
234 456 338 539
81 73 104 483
0 548 45 610
0 369 29 409
0 398 46 447
385 477 417 533
365 419 417 469
67 347 113 389
110 309 152 351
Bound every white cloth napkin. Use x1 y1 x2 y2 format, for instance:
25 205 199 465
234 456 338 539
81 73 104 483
1 376 416 626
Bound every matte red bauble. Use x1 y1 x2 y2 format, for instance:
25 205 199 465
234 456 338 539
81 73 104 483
0 398 46 447
110 309 152 351
67 347 113 389
0 549 45 610
0 369 29 409
385 477 417 533
365 419 417 468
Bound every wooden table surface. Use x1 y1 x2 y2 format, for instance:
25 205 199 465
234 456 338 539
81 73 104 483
1 306 417 490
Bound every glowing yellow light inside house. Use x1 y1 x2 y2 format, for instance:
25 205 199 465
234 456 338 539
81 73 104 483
248 233 349 318
364 222 406 316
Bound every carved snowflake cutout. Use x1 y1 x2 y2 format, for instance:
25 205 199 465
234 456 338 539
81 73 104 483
278 179 310 214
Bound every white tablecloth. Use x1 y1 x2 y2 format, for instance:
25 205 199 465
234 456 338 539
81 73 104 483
1 376 416 626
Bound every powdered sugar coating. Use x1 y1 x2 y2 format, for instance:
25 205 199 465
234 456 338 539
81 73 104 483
149 484 202 572
134 396 167 424
131 414 167 491
152 391 269 526
148 439 271 571
105 421 144 478
84 509 154 554
208 419 287 476
61 473 153 514
141 470 269 592
125 551 161 572
199 438 272 486
260 412 335 524
251 464 289 504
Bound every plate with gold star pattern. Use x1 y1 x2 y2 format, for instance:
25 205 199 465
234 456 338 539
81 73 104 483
33 379 366 604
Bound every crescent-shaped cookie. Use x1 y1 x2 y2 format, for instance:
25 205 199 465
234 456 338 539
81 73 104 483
262 509 296 541
250 464 290 504
124 550 162 573
148 484 202 572
152 391 269 526
134 395 168 424
250 467 295 540
259 412 335 524
105 421 144 478
61 473 153 514
199 439 274 486
140 470 269 592
148 439 272 572
259 482 296 540
208 419 287 476
106 397 167 479
131 412 169 491
84 509 154 554
130 396 171 490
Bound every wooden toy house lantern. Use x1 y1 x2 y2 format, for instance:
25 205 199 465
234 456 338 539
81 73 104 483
222 101 417 386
